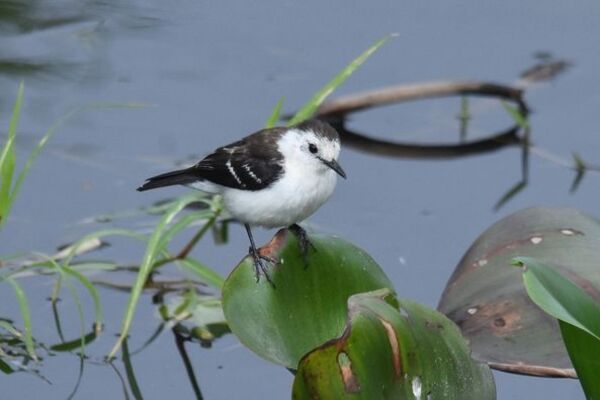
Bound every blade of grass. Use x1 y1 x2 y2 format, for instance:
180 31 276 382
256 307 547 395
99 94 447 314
5 276 37 361
1 101 150 230
0 358 14 374
177 258 224 290
265 97 284 128
288 35 394 126
0 82 24 221
122 338 144 400
108 193 202 359
61 265 104 334
50 330 98 352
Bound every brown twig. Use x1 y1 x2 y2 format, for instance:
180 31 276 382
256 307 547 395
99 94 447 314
316 80 528 118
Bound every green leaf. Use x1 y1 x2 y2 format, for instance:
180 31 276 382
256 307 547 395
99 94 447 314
122 338 144 400
514 256 600 399
222 229 394 368
439 207 600 376
501 100 529 129
50 330 99 352
0 82 24 223
559 321 600 399
293 289 496 400
288 35 393 126
5 277 37 361
514 256 600 341
177 257 224 290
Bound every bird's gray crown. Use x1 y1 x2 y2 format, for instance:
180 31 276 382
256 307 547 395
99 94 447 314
294 119 339 142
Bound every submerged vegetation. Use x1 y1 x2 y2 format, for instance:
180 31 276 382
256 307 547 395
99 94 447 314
1 35 599 400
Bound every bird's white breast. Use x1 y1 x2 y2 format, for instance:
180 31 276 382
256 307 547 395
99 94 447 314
222 163 338 228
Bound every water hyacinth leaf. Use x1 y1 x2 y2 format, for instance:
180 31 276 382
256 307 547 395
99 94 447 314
288 35 393 126
514 257 600 399
293 289 496 400
222 229 393 368
438 207 600 376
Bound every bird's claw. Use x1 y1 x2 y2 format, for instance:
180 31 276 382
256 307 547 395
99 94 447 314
249 246 277 287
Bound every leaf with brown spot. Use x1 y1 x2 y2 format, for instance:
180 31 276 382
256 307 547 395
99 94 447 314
293 289 496 400
439 206 600 377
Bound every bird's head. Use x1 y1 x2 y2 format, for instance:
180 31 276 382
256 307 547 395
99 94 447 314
278 119 346 179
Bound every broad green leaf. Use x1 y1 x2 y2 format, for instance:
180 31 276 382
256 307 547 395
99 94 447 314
514 256 600 341
438 207 600 377
293 289 496 400
222 229 393 368
288 35 393 126
514 256 600 399
559 321 600 399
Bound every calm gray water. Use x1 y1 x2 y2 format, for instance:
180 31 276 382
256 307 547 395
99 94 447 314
1 1 599 398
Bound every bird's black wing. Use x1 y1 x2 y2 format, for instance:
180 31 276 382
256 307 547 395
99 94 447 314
190 129 285 191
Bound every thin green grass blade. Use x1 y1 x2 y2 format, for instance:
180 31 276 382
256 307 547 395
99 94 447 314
502 100 530 129
108 193 201 359
158 210 213 251
122 338 144 400
50 330 98 352
177 258 224 290
2 101 150 228
0 358 14 374
62 265 104 334
5 276 37 361
288 35 393 126
265 97 284 128
0 82 24 222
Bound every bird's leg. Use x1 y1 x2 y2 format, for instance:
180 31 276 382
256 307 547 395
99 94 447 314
288 224 316 268
244 224 276 286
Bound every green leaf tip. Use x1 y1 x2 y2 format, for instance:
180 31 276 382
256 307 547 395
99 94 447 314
288 34 395 126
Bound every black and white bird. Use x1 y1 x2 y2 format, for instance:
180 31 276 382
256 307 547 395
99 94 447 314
137 119 346 282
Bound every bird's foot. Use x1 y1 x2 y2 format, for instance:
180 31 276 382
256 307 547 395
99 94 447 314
249 246 277 287
289 224 316 268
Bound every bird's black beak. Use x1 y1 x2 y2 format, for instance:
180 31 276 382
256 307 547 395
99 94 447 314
319 157 346 179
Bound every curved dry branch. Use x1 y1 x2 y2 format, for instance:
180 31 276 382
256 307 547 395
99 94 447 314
316 80 528 118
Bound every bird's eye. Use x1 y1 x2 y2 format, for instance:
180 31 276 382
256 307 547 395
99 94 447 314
308 143 318 154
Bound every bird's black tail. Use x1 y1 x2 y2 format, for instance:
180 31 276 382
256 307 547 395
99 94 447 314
137 168 197 191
